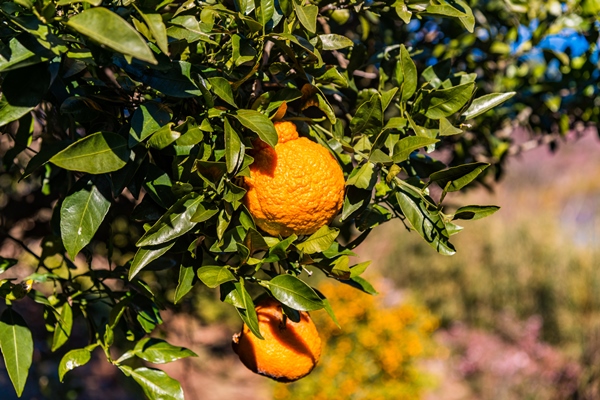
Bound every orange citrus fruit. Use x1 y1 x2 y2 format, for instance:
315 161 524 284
243 121 345 237
232 297 322 382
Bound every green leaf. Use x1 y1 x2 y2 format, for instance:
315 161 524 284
395 2 411 23
350 94 383 137
67 8 157 64
453 205 500 221
392 136 439 163
208 77 237 108
224 119 244 173
136 8 169 55
429 162 489 192
453 0 475 32
439 117 462 136
223 281 263 339
257 0 275 28
197 266 236 288
136 193 203 247
58 348 92 382
425 3 467 17
174 264 195 304
396 45 417 102
0 308 33 397
129 102 172 147
346 162 375 189
232 110 278 147
132 338 197 364
60 177 112 258
147 124 179 150
395 186 455 255
267 275 324 311
296 226 340 254
129 241 176 279
423 82 475 119
462 92 516 120
0 97 33 129
190 201 219 223
0 37 44 73
51 303 73 352
294 1 318 33
50 132 129 174
125 367 184 400
318 34 354 50
341 276 378 295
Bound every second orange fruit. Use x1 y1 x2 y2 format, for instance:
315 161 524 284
232 297 322 382
243 121 345 237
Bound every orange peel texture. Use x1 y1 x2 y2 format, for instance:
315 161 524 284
243 121 345 237
232 297 322 382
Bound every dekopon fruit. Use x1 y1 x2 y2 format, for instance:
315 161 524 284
232 297 322 382
243 121 345 237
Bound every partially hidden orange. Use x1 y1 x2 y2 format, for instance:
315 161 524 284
232 297 322 382
243 121 345 237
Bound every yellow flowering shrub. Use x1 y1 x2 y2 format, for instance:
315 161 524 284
273 279 439 400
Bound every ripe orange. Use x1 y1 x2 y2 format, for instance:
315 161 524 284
243 121 345 237
232 297 322 382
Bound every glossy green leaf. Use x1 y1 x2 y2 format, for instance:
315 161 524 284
453 0 475 32
423 82 474 119
342 276 378 295
136 8 169 55
58 348 92 382
174 264 195 304
395 186 455 255
126 367 184 400
425 3 467 17
129 241 176 279
439 117 462 136
60 177 112 258
232 110 278 147
392 136 438 163
453 205 500 221
197 266 236 288
208 77 237 108
50 132 129 174
318 34 354 50
296 226 340 254
51 303 73 352
294 1 318 33
429 162 489 192
225 119 244 173
267 275 324 311
462 92 516 119
136 193 203 247
67 8 156 64
257 0 275 27
129 102 172 147
147 124 179 150
0 308 33 397
345 162 375 189
350 94 383 137
396 45 417 102
223 281 263 339
0 37 44 73
132 338 197 364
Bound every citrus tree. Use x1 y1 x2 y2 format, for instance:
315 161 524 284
0 0 521 397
